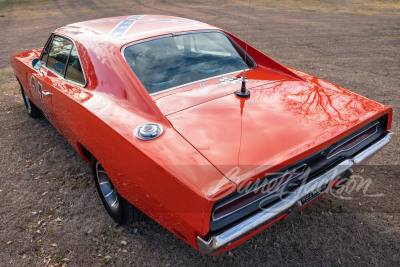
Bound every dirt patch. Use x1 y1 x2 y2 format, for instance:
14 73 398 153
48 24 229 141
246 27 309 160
234 0 400 15
0 0 399 266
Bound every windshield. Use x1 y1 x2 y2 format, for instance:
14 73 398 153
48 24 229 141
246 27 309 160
123 31 254 94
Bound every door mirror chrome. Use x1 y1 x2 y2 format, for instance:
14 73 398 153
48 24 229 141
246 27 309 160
32 58 42 70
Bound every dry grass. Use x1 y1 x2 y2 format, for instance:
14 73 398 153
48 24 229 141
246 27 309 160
232 0 400 15
2 0 400 18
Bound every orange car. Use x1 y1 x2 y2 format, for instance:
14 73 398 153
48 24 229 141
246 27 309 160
10 15 393 255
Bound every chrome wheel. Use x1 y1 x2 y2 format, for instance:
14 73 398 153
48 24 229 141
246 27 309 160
91 157 143 225
95 162 119 211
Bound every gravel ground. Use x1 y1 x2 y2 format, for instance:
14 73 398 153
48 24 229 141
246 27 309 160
0 0 399 266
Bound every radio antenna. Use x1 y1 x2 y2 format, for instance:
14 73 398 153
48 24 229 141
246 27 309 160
235 0 252 98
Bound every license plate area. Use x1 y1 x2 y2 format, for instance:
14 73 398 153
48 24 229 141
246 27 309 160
300 183 329 205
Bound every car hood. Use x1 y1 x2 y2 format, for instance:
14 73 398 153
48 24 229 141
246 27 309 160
158 71 389 184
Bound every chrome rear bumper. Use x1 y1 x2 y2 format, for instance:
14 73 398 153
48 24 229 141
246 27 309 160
197 131 393 255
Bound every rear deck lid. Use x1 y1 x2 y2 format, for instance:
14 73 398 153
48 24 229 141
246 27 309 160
165 77 388 184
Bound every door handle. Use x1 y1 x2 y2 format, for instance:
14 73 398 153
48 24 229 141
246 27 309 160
42 91 52 97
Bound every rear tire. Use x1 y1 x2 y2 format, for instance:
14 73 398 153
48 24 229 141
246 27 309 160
91 156 143 225
20 84 41 118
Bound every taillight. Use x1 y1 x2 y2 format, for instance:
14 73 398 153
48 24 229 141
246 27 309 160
327 123 378 158
213 166 306 220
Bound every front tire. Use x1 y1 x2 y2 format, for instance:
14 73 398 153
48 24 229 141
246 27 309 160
20 85 41 118
91 157 143 225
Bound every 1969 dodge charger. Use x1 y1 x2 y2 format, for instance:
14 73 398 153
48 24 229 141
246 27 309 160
11 15 393 255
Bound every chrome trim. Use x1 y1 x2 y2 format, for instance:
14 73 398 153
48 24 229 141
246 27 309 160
39 33 53 64
353 131 393 164
37 81 51 120
197 131 393 255
41 64 87 88
150 70 250 96
134 123 164 140
327 122 379 159
42 91 53 97
120 30 257 96
121 34 172 50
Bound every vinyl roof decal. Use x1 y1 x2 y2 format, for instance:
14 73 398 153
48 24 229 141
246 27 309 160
109 15 145 39
78 15 207 39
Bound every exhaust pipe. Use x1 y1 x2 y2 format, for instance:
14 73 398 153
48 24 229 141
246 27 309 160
333 168 353 190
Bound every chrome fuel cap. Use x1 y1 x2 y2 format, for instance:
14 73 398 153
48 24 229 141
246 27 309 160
135 123 163 140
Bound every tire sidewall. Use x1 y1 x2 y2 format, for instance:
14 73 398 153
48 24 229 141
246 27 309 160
20 87 32 115
20 84 41 118
91 157 124 224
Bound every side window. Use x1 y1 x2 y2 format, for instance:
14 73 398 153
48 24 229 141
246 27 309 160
47 36 73 75
65 45 85 85
40 35 53 64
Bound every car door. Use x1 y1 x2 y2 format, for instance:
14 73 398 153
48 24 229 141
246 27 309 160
35 35 74 129
48 42 88 142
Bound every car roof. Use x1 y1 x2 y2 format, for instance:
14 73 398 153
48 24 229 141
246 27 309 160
55 14 219 48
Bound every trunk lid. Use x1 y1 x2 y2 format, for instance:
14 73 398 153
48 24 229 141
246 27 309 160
157 69 388 184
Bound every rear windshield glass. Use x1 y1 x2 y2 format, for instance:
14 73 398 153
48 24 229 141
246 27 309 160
123 32 254 94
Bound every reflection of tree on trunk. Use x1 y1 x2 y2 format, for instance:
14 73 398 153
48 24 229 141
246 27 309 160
249 75 380 128
283 75 374 127
287 84 345 126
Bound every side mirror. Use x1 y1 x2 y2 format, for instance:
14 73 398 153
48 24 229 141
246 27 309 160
54 62 65 73
32 58 42 70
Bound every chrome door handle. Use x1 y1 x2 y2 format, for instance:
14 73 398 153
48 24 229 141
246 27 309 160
42 91 52 97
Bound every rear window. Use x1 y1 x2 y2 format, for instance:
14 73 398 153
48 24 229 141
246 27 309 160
123 31 254 94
